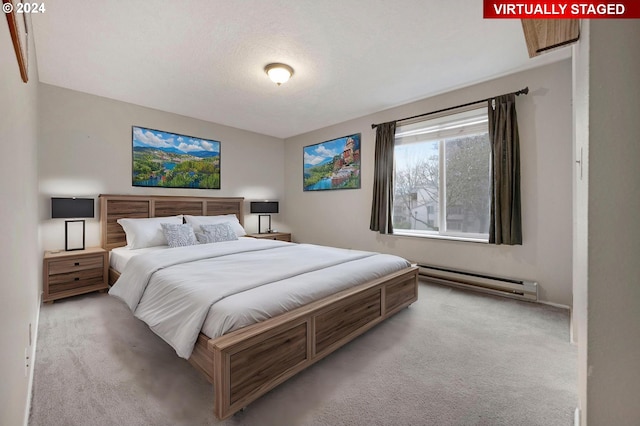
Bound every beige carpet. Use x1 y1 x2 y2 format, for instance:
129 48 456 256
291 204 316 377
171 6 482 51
29 281 576 426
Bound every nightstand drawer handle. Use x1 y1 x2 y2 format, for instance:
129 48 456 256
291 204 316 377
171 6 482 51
74 262 80 266
74 277 80 281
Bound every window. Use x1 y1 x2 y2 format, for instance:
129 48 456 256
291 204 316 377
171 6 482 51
393 106 491 241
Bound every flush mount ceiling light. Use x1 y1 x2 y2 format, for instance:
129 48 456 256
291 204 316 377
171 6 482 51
265 63 294 86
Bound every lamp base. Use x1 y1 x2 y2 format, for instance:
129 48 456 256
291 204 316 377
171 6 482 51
65 220 86 251
257 215 272 234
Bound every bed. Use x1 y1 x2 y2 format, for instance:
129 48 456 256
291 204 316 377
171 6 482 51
100 194 419 419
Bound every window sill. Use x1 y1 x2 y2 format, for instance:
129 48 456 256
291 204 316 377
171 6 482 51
392 230 488 244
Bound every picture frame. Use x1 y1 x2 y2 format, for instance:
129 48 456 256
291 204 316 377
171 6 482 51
132 126 221 189
4 0 29 82
303 133 361 191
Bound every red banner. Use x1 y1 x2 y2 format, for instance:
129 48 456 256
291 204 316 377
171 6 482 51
484 1 640 18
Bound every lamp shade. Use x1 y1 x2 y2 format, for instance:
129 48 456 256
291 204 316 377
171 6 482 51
250 201 279 214
51 198 95 219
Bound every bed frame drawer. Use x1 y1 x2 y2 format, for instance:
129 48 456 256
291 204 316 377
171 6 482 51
314 289 382 355
386 277 419 315
229 322 308 405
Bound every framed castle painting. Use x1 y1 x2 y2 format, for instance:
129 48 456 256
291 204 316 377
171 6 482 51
303 133 361 191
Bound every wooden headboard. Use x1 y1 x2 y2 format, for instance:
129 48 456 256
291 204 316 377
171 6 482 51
99 194 244 251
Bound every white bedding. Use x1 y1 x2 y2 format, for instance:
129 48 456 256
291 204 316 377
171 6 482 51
110 245 169 273
109 238 411 359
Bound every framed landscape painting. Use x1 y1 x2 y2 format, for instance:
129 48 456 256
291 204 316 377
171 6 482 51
303 133 361 191
132 126 220 189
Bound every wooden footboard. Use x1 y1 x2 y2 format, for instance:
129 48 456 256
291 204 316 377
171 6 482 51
188 265 419 420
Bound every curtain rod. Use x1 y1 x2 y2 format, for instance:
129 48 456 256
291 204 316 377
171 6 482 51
371 87 529 129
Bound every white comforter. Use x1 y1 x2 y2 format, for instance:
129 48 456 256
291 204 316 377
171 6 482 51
109 238 410 359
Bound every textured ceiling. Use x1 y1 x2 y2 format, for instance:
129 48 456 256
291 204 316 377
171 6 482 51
31 1 570 139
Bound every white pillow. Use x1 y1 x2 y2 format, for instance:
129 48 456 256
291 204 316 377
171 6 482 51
161 223 198 248
184 214 246 237
117 215 183 249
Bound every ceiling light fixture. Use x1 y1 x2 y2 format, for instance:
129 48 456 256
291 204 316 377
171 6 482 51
265 63 294 86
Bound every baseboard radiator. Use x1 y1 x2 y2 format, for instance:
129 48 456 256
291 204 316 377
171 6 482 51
418 264 538 302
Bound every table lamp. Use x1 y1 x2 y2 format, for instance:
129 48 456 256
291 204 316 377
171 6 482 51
250 201 279 234
51 197 95 251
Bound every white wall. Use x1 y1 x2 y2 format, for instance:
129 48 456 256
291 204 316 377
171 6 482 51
284 60 573 306
585 20 640 426
0 16 41 426
38 84 286 250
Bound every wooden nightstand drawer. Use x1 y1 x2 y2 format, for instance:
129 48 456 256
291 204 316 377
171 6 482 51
43 248 108 303
48 273 106 294
48 267 104 286
48 254 104 275
248 232 292 242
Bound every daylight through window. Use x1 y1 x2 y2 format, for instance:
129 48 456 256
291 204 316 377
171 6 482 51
393 106 491 241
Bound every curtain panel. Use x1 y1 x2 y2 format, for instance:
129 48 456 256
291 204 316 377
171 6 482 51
370 121 397 234
488 94 522 245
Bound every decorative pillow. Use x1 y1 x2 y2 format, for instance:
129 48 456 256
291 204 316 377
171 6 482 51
194 232 211 244
161 223 199 248
117 215 183 249
199 222 239 243
184 214 246 237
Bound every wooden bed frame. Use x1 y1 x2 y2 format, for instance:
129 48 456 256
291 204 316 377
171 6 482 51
99 194 419 420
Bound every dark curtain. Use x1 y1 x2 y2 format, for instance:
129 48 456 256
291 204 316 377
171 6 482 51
370 121 397 234
488 94 522 245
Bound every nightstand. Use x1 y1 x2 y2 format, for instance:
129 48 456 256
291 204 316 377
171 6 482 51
248 232 292 242
43 247 109 303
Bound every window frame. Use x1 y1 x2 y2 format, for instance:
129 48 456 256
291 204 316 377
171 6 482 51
392 105 491 242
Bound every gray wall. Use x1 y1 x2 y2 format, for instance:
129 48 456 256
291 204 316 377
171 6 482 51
584 20 640 426
284 60 573 306
38 84 286 250
0 16 40 426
